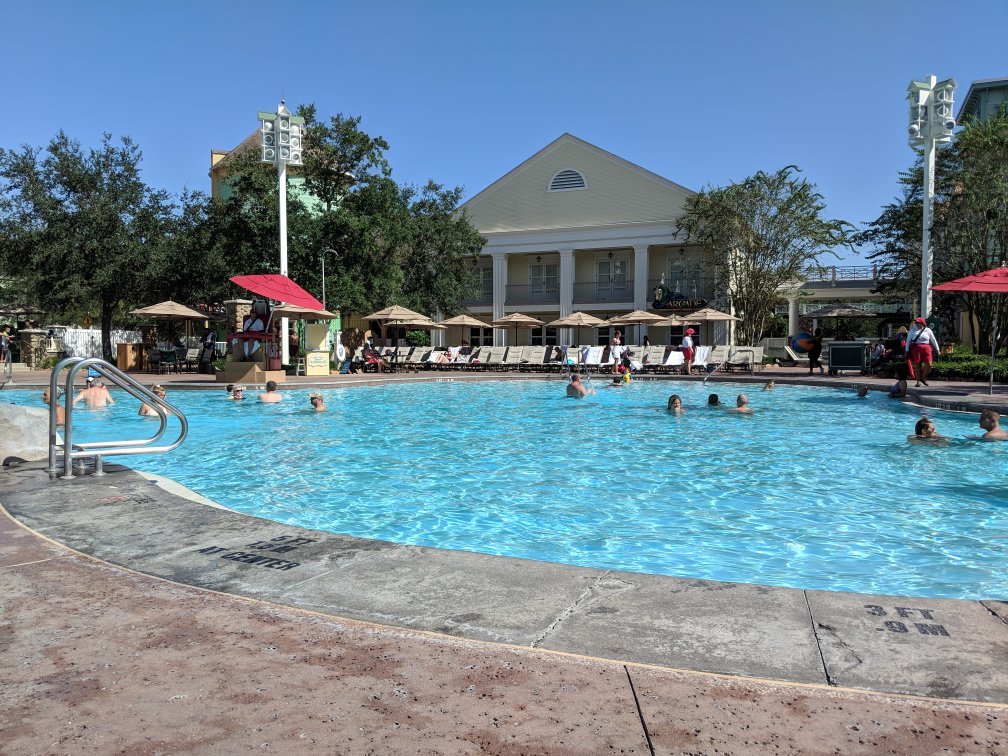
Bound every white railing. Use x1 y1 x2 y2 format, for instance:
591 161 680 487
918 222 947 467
60 328 142 358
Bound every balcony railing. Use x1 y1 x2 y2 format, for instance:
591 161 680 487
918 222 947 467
800 266 884 288
572 280 634 304
505 285 559 306
461 289 493 306
648 278 716 302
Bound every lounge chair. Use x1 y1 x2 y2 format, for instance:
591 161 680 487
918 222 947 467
481 346 506 370
501 346 523 371
521 346 547 371
657 349 685 374
182 347 201 372
783 344 810 369
725 346 761 373
691 346 712 374
641 345 666 373
405 348 431 369
582 346 604 372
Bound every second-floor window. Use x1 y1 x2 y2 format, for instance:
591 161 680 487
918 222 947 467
530 262 559 294
480 266 493 299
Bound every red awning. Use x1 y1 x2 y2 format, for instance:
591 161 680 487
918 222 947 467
230 274 324 310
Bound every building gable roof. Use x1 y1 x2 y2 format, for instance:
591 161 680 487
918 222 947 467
460 133 694 234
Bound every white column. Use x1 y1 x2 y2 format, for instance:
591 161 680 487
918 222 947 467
492 252 508 346
633 244 649 343
787 297 799 338
559 248 574 345
278 162 290 366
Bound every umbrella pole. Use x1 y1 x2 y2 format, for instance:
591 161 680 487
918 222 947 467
991 300 999 395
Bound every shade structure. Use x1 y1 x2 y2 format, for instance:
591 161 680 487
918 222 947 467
546 311 608 328
130 300 207 320
269 304 340 320
683 306 739 346
438 313 491 328
607 308 669 343
130 299 211 347
230 274 324 310
361 305 437 347
685 306 740 322
490 312 544 346
933 266 1008 394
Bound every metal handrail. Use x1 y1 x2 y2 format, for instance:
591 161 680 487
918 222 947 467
47 357 188 478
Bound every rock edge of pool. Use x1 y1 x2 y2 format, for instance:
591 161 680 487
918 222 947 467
2 460 1007 704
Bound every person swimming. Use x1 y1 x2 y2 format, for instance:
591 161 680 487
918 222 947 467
666 394 684 415
707 393 722 406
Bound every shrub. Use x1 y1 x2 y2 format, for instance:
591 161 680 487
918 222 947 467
405 330 430 347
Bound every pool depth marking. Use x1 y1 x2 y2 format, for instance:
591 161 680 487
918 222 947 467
196 533 317 571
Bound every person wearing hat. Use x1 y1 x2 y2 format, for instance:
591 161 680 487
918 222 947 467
905 316 939 387
73 376 115 409
681 328 696 375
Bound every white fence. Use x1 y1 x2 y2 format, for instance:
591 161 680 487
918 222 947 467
60 328 142 358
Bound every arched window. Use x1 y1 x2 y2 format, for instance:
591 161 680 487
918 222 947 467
548 169 586 192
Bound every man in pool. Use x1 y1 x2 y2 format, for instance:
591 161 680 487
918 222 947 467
856 385 869 398
309 393 327 412
909 416 946 445
979 409 1008 441
707 393 722 407
41 387 65 426
566 373 594 397
73 377 115 409
259 380 283 403
730 393 753 414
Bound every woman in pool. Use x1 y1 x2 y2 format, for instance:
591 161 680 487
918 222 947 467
139 385 171 417
666 394 684 415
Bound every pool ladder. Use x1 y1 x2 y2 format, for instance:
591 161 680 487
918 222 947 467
47 357 188 479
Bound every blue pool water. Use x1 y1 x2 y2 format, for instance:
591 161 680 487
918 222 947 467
5 380 1006 598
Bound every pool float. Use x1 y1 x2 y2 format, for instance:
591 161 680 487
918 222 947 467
790 332 814 353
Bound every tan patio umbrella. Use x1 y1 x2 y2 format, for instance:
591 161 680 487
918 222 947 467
270 304 340 320
439 313 490 328
362 305 434 346
683 306 740 346
130 300 209 345
490 312 544 346
546 311 608 328
607 309 668 344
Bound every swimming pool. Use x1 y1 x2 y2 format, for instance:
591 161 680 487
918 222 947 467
5 380 1006 599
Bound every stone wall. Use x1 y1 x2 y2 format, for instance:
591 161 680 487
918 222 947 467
0 403 48 464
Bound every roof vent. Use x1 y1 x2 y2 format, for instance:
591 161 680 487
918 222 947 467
548 169 586 192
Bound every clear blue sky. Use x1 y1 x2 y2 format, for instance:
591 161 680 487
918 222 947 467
6 1 1007 262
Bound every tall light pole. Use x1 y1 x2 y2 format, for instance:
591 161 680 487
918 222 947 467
320 248 338 310
907 74 956 319
258 101 305 366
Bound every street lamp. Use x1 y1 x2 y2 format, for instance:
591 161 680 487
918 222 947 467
258 100 305 366
907 74 956 319
320 248 338 310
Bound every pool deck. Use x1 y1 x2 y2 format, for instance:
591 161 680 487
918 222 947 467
3 366 1008 751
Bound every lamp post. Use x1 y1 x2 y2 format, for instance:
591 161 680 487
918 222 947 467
320 248 338 310
258 100 305 366
907 74 956 319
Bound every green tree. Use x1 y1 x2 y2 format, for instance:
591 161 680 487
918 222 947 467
863 109 1008 353
675 166 854 345
0 131 175 359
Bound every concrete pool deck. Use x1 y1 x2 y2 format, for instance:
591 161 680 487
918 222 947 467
2 367 1008 750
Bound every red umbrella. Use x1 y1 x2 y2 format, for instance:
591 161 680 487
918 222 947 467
230 274 323 310
933 266 1008 394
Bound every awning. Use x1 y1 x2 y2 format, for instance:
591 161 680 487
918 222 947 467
230 274 323 310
